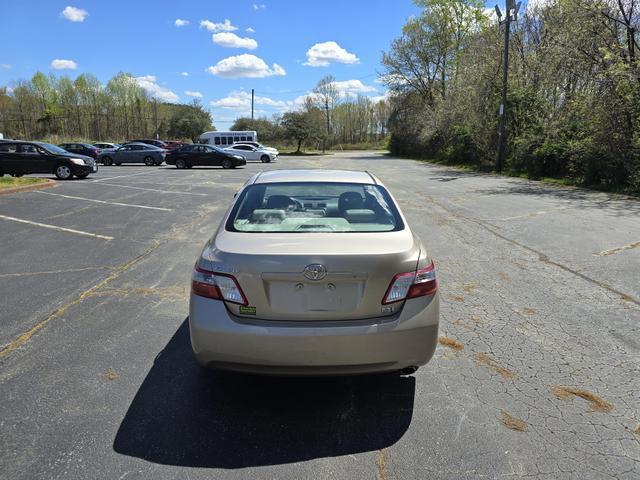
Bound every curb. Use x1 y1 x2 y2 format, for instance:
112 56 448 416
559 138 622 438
0 179 58 196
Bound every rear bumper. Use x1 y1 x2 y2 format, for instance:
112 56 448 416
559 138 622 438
189 293 439 375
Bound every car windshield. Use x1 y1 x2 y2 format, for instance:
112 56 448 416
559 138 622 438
227 182 403 233
35 142 68 154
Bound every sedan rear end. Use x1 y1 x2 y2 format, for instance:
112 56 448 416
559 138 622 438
189 170 439 375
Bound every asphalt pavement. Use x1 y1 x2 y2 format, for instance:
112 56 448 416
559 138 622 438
0 152 638 480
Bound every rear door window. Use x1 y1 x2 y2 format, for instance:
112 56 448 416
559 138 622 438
0 143 19 153
227 182 403 233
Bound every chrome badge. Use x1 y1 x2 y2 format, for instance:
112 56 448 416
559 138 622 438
303 264 327 281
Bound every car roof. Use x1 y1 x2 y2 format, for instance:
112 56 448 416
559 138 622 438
253 169 378 185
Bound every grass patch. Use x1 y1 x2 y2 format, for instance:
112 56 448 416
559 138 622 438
499 410 528 432
0 177 46 190
550 386 613 413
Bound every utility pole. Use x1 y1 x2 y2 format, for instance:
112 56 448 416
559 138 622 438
153 98 159 140
495 0 519 172
251 89 254 120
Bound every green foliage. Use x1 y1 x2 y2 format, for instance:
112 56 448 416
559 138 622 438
167 102 213 141
383 0 640 193
0 72 213 142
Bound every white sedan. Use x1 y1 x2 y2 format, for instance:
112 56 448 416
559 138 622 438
225 144 277 163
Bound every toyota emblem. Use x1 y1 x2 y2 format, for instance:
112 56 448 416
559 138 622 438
303 264 327 281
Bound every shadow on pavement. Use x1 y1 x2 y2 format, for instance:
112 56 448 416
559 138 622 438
113 319 416 469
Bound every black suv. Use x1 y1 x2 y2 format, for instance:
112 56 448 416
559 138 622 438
0 141 97 180
59 142 101 159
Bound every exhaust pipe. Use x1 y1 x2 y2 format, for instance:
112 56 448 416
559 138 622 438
400 366 418 375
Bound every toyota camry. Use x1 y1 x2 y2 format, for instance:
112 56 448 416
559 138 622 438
189 169 439 375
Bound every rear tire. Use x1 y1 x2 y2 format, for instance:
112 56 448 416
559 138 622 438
55 164 73 180
144 156 154 166
11 173 24 178
222 159 233 169
102 157 113 166
175 159 186 169
115 162 121 166
261 155 270 163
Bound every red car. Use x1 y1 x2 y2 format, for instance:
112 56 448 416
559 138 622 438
163 141 186 150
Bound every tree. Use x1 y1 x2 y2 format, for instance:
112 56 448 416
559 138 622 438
167 101 213 141
281 111 314 152
313 75 339 151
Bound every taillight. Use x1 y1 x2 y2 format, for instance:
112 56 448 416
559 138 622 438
191 266 248 305
382 261 437 304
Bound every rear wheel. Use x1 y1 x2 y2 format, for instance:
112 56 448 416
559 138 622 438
222 159 233 169
11 173 24 178
144 156 154 166
175 158 186 169
261 155 270 163
102 157 113 166
55 164 73 180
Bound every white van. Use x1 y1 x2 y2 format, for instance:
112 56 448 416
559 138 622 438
198 131 257 147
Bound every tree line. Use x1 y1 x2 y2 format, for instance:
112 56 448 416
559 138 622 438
0 72 213 142
382 0 640 193
231 75 390 152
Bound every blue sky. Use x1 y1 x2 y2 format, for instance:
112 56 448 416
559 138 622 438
0 0 422 128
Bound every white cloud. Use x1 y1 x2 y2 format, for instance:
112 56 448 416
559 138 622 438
0 64 11 70
200 19 237 32
206 54 285 78
61 6 88 22
333 79 377 95
246 27 255 33
6 86 14 95
185 90 203 98
175 18 189 27
213 32 258 50
180 71 189 76
51 59 78 70
134 75 179 103
253 4 266 10
210 90 288 114
304 41 359 67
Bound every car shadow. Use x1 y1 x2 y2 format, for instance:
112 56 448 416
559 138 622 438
113 319 416 469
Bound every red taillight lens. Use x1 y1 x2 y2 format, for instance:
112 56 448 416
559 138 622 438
382 261 437 304
191 266 248 305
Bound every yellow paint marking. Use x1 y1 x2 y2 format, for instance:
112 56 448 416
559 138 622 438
594 240 640 257
0 241 159 360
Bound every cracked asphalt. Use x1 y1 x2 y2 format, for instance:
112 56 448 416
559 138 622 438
0 151 638 479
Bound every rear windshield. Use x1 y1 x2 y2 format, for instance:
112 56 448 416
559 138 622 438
226 182 404 233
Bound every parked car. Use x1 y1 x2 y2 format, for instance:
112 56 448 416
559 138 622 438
0 141 97 180
129 138 168 149
163 141 186 150
189 169 439 375
233 141 279 156
165 144 246 169
98 143 165 166
225 144 277 163
93 142 121 151
59 142 101 159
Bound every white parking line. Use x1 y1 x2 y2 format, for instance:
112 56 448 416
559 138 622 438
0 214 114 240
90 171 153 183
96 183 207 196
36 191 172 212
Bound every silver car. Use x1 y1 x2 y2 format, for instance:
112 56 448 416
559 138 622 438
189 169 439 375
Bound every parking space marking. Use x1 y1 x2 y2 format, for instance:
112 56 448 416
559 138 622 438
95 183 207 196
0 214 114 240
500 206 570 221
90 171 152 183
36 191 172 212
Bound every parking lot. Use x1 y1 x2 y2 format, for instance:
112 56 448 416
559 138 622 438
1 151 639 480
